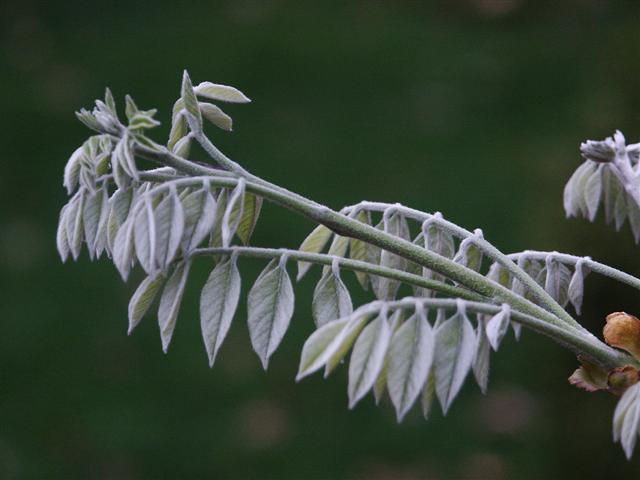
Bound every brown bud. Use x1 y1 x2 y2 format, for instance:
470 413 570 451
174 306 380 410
607 365 640 396
568 355 608 392
603 312 640 360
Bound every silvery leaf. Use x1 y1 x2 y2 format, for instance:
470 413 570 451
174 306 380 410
613 382 640 459
75 108 101 132
420 370 437 420
614 190 628 231
194 81 251 103
602 166 624 228
348 314 392 408
128 273 165 334
296 224 333 280
93 185 110 258
66 191 85 261
485 305 511 351
104 87 117 116
425 223 456 259
236 193 262 246
82 189 104 259
584 165 602 221
544 256 572 307
627 194 640 243
568 259 589 315
114 135 138 181
208 189 228 249
129 111 160 130
168 110 188 150
153 189 185 269
324 312 372 377
133 198 157 274
373 310 404 404
63 146 83 195
375 212 410 299
158 260 191 353
564 161 597 218
172 134 191 158
181 189 217 252
247 259 295 369
472 316 491 394
124 95 139 121
312 266 353 327
434 306 476 414
453 236 483 272
113 217 136 281
221 181 245 247
322 234 350 275
181 70 202 132
296 317 350 380
200 255 241 367
56 204 70 262
486 262 511 288
199 102 233 131
387 308 435 421
107 188 133 252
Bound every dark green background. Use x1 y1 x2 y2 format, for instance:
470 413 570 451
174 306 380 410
1 1 640 478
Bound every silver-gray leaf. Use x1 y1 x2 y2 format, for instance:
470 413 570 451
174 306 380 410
312 267 353 327
296 317 350 380
56 204 70 262
154 189 185 269
584 165 602 221
181 189 217 252
199 102 233 131
472 316 491 394
194 81 251 103
568 259 588 315
613 382 640 459
113 217 136 281
434 308 476 414
222 181 245 247
200 255 241 367
296 224 333 280
158 260 191 353
485 305 511 352
247 259 295 369
134 198 156 274
387 309 435 422
107 187 133 253
128 273 165 334
348 315 391 409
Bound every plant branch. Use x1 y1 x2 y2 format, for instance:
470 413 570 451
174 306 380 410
351 297 634 370
192 246 486 302
344 201 582 331
508 251 640 293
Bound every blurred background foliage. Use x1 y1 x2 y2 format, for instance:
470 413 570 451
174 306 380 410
1 0 639 478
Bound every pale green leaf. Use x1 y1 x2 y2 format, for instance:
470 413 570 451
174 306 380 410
200 255 241 367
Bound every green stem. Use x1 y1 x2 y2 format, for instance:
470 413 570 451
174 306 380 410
345 201 582 331
192 246 487 302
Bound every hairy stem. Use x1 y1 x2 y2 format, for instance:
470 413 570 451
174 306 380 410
193 246 486 302
345 201 582 331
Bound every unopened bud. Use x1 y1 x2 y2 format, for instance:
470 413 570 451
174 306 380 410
607 365 640 396
603 312 640 360
580 137 616 163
